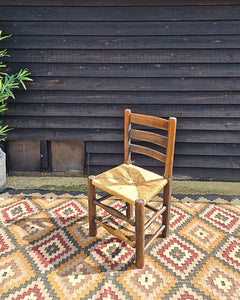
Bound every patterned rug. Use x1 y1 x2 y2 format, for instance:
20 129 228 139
0 190 240 300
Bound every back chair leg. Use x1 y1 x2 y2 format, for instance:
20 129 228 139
162 179 172 238
88 175 97 237
126 203 133 219
135 199 145 268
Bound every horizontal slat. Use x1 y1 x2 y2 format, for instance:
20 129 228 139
1 6 240 21
13 77 240 92
93 200 135 226
7 62 240 78
130 144 166 163
144 225 165 251
89 153 240 169
144 206 166 231
86 142 240 156
11 90 240 105
4 35 240 49
6 104 240 118
1 0 239 6
131 113 169 130
95 219 135 248
6 49 240 63
2 21 240 36
130 129 168 148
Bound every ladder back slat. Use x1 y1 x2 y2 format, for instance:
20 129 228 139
130 129 168 148
131 113 169 131
130 144 166 163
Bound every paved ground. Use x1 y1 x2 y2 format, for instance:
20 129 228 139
3 176 240 195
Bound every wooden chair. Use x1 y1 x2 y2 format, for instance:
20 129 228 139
88 109 177 268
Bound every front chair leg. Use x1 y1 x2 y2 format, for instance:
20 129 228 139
162 179 172 238
135 199 145 268
88 175 97 237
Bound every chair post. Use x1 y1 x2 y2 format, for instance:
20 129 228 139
135 199 145 268
126 203 133 219
124 109 131 164
162 178 172 238
88 175 97 237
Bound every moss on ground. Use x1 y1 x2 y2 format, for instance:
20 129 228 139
3 176 240 195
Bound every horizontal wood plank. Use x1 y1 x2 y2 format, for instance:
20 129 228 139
6 49 240 63
6 103 240 118
5 117 240 131
11 90 240 105
1 0 239 6
89 153 240 169
2 21 240 36
13 77 240 91
4 35 240 49
86 141 240 156
7 62 240 78
6 128 240 143
1 6 240 21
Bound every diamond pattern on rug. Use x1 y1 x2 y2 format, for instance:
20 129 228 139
200 204 240 233
0 228 16 257
0 199 40 226
67 219 107 248
4 278 54 300
91 280 130 300
48 253 105 300
28 229 79 272
0 250 34 296
85 237 135 272
217 237 240 271
32 193 71 209
0 195 25 207
117 256 177 300
179 218 226 253
174 202 206 215
0 192 240 299
9 212 56 246
192 257 240 300
48 199 87 227
150 234 205 278
167 283 205 300
169 205 191 231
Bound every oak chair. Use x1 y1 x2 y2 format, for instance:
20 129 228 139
88 109 177 268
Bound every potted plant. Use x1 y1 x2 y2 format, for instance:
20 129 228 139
0 30 32 188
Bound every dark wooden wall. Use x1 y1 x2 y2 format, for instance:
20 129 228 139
1 0 240 180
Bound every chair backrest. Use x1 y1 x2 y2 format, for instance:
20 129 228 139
124 109 177 179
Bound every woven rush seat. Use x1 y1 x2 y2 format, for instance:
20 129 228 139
92 164 168 205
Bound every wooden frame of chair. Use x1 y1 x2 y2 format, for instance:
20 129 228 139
88 109 177 268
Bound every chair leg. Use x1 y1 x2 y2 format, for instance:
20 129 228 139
162 179 172 238
126 203 133 219
88 175 97 237
135 199 145 269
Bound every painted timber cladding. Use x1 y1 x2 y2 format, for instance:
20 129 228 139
0 0 240 180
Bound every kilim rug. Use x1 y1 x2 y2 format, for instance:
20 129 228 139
0 190 240 300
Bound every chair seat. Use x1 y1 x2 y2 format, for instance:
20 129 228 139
92 163 168 205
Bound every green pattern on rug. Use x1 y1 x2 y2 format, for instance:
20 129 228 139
0 191 240 299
